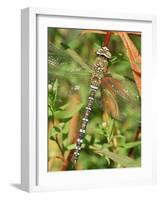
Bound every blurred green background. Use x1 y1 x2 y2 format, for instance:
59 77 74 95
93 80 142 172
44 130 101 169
48 28 141 171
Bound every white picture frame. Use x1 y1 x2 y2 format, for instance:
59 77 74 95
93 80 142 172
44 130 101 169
21 7 156 192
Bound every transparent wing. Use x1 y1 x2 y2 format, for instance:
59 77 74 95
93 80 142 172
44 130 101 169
48 42 92 83
48 42 92 106
101 73 141 124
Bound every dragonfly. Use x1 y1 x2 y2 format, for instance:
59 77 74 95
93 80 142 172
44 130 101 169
48 41 141 168
71 46 112 165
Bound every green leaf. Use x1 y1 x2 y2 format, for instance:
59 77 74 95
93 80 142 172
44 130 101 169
102 143 112 148
89 144 102 150
59 103 69 111
122 141 141 149
94 149 140 168
49 128 58 138
62 121 69 135
94 127 105 135
66 143 76 150
54 103 83 119
49 123 65 138
53 79 58 93
48 107 53 117
98 118 114 142
105 156 111 165
56 123 65 130
54 126 61 132
48 79 59 116
52 79 58 105
106 119 114 142
113 135 126 146
94 43 101 49
85 135 92 143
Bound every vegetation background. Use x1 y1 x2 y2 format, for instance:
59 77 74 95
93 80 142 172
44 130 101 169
48 28 141 171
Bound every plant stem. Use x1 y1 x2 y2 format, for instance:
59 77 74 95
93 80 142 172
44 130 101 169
51 135 64 156
128 126 141 157
104 32 111 47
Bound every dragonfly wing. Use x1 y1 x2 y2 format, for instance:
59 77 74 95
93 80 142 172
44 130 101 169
101 74 141 123
48 42 72 65
102 74 140 105
101 88 120 120
48 42 92 82
48 42 93 107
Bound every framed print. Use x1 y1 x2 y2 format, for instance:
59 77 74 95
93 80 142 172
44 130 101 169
21 7 156 192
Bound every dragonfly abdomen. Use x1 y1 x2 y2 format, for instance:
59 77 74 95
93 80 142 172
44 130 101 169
72 85 98 164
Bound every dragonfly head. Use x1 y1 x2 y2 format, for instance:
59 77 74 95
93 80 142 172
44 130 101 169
96 47 112 59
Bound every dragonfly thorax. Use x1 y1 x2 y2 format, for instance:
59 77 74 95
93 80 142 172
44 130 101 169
91 48 112 87
94 47 112 74
94 56 108 73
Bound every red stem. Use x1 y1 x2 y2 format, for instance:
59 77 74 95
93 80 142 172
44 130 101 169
103 32 111 47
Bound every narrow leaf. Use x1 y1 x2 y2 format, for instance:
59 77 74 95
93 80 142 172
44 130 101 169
122 141 141 149
54 103 83 119
95 149 140 168
66 143 76 150
117 32 141 94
